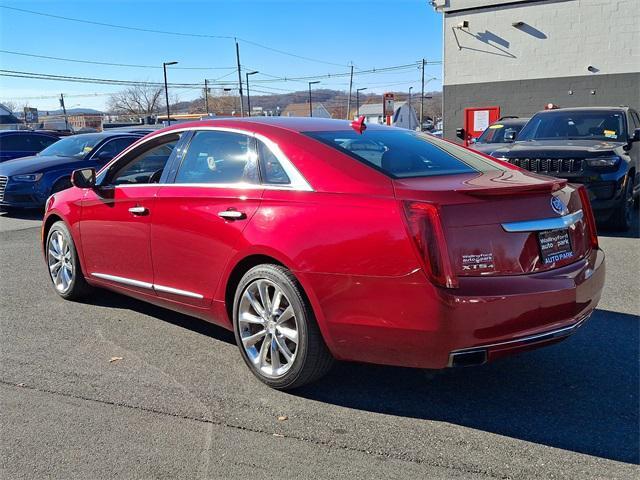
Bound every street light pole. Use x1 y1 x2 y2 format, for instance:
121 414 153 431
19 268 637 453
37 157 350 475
420 59 425 131
308 81 320 117
163 61 178 126
204 79 210 115
245 71 258 117
356 87 367 117
408 86 414 129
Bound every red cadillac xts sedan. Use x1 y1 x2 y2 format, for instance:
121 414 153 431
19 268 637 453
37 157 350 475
42 117 605 389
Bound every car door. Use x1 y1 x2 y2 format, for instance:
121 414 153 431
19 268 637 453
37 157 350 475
79 132 183 295
150 129 263 306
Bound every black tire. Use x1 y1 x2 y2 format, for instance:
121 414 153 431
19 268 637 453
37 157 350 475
45 221 93 300
232 264 333 390
51 177 72 195
608 176 634 231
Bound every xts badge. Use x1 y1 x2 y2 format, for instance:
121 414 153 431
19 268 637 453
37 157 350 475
462 253 495 272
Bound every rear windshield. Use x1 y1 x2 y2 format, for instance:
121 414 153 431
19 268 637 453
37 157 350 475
305 129 504 178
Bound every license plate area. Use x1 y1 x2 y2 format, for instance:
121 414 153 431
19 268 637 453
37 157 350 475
538 228 573 264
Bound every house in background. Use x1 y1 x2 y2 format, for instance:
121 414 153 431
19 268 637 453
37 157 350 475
281 102 331 118
358 101 420 130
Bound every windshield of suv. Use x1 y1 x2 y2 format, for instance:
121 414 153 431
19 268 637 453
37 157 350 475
305 129 505 178
476 122 525 143
38 134 104 158
517 110 626 141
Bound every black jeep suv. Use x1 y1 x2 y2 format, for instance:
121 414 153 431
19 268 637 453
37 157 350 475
491 107 640 230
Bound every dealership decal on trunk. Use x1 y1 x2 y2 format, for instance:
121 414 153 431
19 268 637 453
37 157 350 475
462 253 495 272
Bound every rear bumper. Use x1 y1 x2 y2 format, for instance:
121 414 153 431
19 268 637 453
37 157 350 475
306 248 605 369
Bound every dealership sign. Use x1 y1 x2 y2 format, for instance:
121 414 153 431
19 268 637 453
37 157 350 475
24 107 38 124
383 92 394 117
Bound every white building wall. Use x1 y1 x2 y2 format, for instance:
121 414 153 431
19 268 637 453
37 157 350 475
443 0 640 86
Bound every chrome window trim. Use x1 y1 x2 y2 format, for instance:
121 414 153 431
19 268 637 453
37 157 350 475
101 126 313 192
116 182 301 191
501 210 583 232
91 272 203 299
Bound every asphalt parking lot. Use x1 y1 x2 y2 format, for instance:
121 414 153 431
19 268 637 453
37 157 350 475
1 210 638 479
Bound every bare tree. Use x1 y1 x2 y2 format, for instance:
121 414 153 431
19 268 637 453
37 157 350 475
2 100 18 113
107 85 164 115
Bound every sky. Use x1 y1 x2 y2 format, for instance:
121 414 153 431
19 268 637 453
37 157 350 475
0 0 443 112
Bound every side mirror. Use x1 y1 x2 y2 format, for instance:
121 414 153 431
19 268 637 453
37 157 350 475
504 130 517 142
632 128 640 142
71 168 96 188
456 127 465 140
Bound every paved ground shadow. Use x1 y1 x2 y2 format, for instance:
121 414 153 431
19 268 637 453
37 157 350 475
296 309 639 464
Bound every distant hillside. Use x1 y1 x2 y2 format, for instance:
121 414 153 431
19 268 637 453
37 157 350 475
175 88 442 119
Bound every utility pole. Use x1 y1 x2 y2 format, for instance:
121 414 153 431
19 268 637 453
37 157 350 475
308 81 320 117
346 64 354 120
235 39 244 116
59 93 69 131
420 59 425 132
204 79 210 115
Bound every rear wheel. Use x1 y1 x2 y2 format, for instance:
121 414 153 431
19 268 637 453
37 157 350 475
608 176 634 231
46 221 92 300
232 264 333 390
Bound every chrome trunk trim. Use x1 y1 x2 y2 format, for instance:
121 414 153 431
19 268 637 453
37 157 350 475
501 210 583 232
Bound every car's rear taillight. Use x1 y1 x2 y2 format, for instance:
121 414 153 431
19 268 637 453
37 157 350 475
401 201 458 288
578 186 598 249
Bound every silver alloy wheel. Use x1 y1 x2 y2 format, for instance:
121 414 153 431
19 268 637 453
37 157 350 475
47 230 73 293
238 279 299 378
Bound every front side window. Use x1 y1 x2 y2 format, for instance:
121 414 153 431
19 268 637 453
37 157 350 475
92 137 139 163
306 129 503 178
518 110 627 141
110 136 178 185
476 123 524 144
175 131 258 184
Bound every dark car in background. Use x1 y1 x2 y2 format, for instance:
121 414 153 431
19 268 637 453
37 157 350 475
470 117 529 154
492 107 640 230
0 130 61 162
0 132 142 210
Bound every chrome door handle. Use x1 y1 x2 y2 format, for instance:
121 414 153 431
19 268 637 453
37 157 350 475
218 210 246 220
128 206 149 216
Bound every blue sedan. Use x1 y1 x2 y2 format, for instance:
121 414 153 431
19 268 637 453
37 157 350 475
0 132 142 209
0 130 61 162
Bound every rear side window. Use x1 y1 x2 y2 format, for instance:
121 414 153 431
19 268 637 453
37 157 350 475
257 140 290 184
305 129 503 178
176 131 258 184
0 134 35 151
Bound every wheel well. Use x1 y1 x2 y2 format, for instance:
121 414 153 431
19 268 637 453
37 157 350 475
224 255 285 321
42 214 63 246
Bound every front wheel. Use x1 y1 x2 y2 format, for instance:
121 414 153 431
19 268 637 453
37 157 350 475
608 176 634 231
46 221 92 300
232 264 333 390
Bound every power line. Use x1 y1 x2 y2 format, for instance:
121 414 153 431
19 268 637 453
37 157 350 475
0 49 236 70
0 69 203 88
0 5 348 67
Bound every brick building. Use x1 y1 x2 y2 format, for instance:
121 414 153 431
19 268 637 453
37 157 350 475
432 0 640 140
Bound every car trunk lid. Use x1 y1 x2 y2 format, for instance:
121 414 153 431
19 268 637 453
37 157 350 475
394 170 592 277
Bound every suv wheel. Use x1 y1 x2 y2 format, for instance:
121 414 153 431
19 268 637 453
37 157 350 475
232 264 333 390
608 176 634 231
